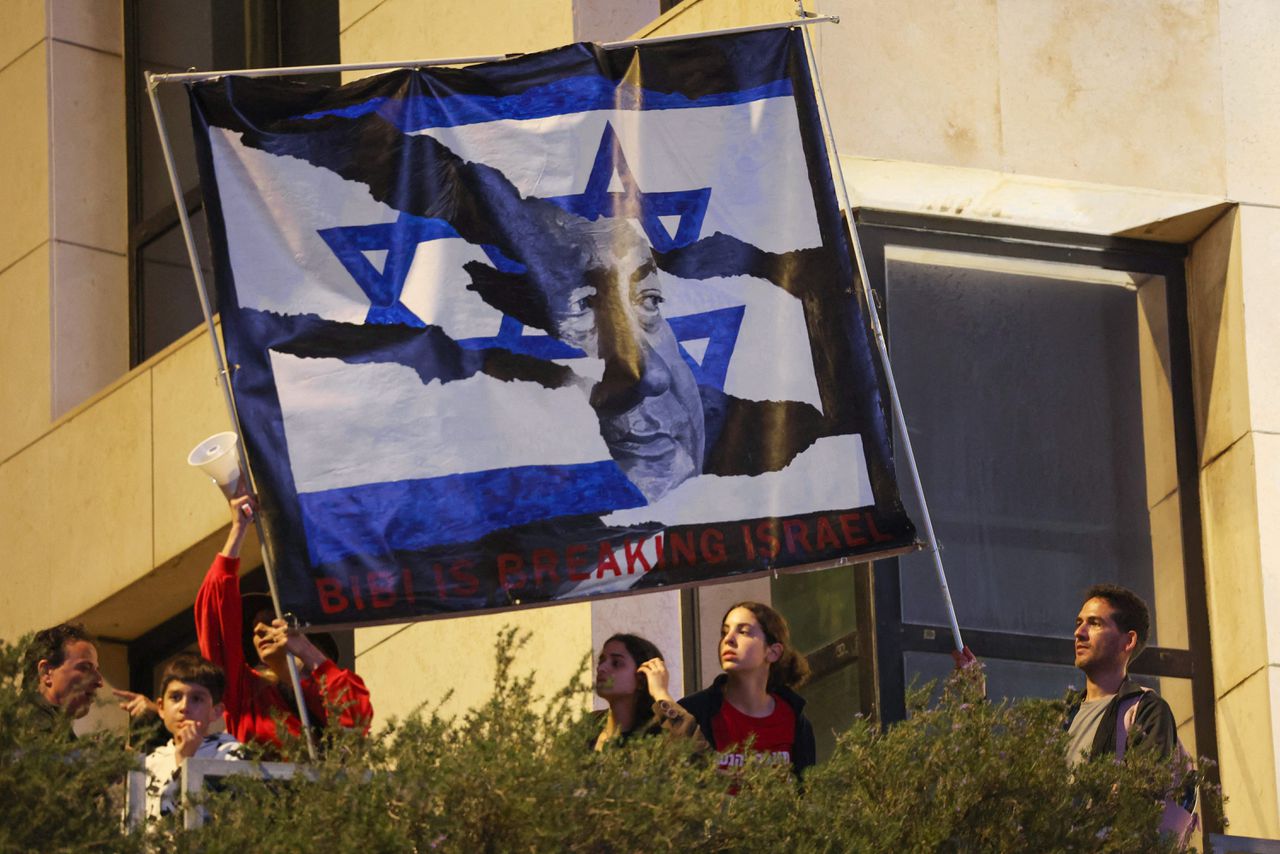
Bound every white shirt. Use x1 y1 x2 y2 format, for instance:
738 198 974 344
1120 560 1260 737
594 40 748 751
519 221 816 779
144 732 244 819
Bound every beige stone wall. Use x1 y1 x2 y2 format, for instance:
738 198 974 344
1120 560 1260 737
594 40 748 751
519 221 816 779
341 0 576 80
0 322 236 634
1189 205 1280 838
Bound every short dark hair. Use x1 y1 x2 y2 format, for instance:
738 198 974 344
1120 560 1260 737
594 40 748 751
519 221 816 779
1083 583 1151 662
23 623 95 689
158 654 227 705
603 633 664 729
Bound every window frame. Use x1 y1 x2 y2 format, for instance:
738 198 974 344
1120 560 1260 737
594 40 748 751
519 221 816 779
123 0 340 366
855 210 1217 781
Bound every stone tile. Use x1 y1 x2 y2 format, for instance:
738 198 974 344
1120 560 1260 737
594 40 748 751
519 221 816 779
50 242 127 418
353 603 592 723
1156 675 1195 731
1136 274 1178 507
1221 0 1280 205
816 0 1002 170
46 374 153 619
1255 432 1280 666
1148 491 1188 650
0 436 54 636
1239 205 1280 436
1271 665 1280 830
637 0 796 37
151 328 238 567
590 589 684 707
996 0 1225 195
0 0 43 71
340 0 573 78
0 43 50 273
49 40 127 255
1217 666 1280 838
0 245 51 462
1187 209 1250 465
837 155 1227 238
1200 433 1267 694
76 525 255 641
339 0 388 33
573 0 661 42
49 0 122 55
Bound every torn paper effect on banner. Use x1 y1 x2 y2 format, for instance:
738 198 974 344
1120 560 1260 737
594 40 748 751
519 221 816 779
188 28 917 625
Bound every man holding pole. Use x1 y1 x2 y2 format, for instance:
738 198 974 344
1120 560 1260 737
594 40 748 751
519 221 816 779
1065 584 1197 843
195 494 373 754
1065 583 1176 764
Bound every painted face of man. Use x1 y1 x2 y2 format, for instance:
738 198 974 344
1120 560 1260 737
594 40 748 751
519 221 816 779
38 640 103 720
554 236 705 503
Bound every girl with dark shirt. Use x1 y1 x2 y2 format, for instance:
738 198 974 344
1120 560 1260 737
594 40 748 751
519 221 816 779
592 633 666 750
649 601 815 776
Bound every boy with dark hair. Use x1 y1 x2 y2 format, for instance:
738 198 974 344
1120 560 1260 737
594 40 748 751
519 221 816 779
23 622 103 735
144 653 243 819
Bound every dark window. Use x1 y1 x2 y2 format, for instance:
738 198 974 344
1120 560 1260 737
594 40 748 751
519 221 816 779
125 0 340 365
857 212 1214 774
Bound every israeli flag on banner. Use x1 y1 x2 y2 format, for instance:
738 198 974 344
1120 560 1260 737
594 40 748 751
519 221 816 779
189 27 917 626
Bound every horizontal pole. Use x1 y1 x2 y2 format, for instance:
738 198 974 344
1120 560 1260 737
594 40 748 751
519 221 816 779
147 16 839 85
603 14 837 49
148 53 511 84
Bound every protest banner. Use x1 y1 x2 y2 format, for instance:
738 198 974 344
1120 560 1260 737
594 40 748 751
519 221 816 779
187 27 917 626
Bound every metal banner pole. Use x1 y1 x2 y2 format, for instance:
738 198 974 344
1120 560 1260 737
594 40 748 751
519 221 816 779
147 16 838 85
795 8 966 652
145 72 319 760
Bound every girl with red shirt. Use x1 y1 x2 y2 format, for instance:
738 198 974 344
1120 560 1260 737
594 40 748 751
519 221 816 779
649 601 815 776
195 495 373 753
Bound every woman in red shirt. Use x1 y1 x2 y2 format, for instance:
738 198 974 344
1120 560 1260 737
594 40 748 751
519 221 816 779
195 495 373 753
648 601 815 776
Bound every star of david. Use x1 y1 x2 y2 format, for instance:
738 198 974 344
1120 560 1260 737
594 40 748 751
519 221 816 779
545 121 710 253
318 124 742 391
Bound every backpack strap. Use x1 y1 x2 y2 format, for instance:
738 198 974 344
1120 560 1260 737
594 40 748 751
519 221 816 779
1115 685 1201 848
1114 689 1145 761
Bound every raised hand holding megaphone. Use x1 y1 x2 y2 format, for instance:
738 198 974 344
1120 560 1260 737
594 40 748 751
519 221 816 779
188 431 243 499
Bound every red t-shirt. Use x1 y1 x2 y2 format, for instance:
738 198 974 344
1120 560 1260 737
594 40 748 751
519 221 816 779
711 694 796 770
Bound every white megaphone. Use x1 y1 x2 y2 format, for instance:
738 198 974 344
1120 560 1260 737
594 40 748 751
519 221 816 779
188 431 243 499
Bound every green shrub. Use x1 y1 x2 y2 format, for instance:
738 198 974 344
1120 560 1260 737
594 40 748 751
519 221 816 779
0 631 1217 853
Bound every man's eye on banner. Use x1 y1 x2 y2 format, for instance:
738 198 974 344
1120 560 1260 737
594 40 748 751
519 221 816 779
189 28 917 626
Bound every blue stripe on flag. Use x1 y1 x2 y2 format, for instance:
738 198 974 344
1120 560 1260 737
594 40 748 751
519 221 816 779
300 77 794 129
297 461 647 564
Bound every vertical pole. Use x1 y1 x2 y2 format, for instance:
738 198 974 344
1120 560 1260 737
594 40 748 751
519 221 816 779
145 72 319 760
795 10 965 652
